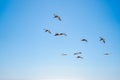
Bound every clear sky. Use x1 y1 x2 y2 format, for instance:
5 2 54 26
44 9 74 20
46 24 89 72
0 0 120 80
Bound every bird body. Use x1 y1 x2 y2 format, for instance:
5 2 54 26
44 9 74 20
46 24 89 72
76 56 83 59
62 53 68 56
104 53 110 55
81 39 88 42
99 37 105 43
54 14 61 21
59 33 67 36
43 29 51 34
54 33 60 36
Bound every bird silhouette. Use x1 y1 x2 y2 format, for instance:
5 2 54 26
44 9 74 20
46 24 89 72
81 39 88 42
76 56 83 59
43 29 51 34
74 52 82 55
54 33 67 36
62 53 68 56
53 14 61 21
99 37 105 43
104 53 110 55
59 33 67 36
54 33 60 36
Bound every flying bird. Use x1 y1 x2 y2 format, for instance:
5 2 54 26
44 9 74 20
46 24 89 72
54 33 67 36
99 37 105 43
76 56 83 59
54 33 60 36
74 52 82 55
62 53 68 56
59 33 67 36
81 39 88 42
53 14 61 21
43 29 51 34
104 53 110 55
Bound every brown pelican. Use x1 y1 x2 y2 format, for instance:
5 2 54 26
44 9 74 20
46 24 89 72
99 37 105 43
43 29 51 34
74 52 82 55
53 14 61 21
81 39 88 42
76 56 83 59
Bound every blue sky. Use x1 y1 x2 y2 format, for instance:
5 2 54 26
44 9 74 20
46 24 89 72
0 0 120 80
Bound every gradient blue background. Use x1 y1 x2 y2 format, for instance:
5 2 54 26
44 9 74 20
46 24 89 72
0 0 120 80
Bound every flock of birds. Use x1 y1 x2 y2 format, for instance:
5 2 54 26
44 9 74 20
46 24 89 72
43 14 67 36
62 52 83 59
43 14 110 60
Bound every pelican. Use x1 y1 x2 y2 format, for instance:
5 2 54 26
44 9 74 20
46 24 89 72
43 29 51 34
81 39 88 42
53 14 61 21
99 37 105 43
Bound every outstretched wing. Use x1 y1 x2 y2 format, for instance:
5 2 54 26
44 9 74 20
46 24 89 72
60 33 67 36
53 14 61 21
81 39 88 42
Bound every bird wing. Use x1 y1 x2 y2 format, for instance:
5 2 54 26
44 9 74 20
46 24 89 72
81 39 87 42
99 37 103 41
103 40 105 43
53 14 61 21
62 33 67 36
58 17 61 21
78 52 82 54
48 30 51 34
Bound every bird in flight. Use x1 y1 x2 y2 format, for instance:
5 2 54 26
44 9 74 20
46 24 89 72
62 53 68 56
54 33 67 36
53 14 61 21
59 33 67 36
76 56 83 59
104 53 110 55
99 37 105 43
81 39 88 42
54 33 60 36
43 29 51 34
74 52 82 55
